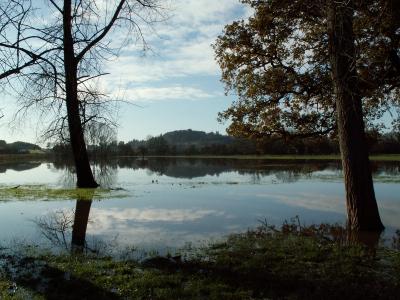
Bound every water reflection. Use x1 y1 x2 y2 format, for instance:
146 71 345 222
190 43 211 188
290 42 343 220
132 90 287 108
92 163 117 187
2 157 400 183
49 157 400 183
36 162 118 253
35 192 105 255
71 194 93 253
116 157 335 180
35 209 74 250
0 161 41 173
1 157 399 253
34 206 387 257
56 160 117 188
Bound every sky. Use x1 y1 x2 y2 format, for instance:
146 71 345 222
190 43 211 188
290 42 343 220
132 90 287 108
0 0 252 145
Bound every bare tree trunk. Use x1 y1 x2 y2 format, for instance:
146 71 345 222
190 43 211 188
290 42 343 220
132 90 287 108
327 0 384 231
71 199 92 253
63 0 98 188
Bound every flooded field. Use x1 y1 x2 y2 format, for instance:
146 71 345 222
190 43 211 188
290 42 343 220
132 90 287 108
0 157 399 254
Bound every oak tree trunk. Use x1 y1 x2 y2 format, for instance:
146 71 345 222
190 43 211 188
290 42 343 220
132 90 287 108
63 0 98 188
327 0 384 231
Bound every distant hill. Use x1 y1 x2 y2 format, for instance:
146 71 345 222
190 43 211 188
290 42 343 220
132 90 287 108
124 129 256 156
0 140 42 154
162 129 234 146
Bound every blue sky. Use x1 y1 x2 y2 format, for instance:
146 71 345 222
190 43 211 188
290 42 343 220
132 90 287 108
0 0 252 144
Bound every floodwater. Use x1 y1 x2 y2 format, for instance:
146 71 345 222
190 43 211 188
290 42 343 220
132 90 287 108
0 157 399 254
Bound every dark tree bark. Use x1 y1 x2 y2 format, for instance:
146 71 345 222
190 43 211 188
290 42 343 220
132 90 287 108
327 0 384 231
63 0 98 188
71 199 92 253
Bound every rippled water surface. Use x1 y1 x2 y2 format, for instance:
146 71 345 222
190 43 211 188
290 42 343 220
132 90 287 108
0 158 399 253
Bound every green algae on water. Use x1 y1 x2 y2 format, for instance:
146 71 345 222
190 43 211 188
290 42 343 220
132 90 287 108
0 185 128 201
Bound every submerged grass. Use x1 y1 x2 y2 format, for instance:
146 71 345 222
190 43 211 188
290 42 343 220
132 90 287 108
0 153 49 162
1 223 399 299
0 185 128 201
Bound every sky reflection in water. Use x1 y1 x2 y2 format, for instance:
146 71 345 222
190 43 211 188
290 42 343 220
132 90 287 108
0 158 399 252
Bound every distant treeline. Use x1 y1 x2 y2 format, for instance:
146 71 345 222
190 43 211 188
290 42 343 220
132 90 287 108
51 129 400 156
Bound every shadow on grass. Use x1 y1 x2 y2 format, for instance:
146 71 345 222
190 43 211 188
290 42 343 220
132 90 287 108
1 222 399 300
1 254 120 300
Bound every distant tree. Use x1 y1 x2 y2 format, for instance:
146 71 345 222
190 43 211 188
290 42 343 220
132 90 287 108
371 131 400 154
116 141 133 156
0 0 164 187
138 145 148 158
184 144 199 155
169 145 177 155
147 136 170 155
52 143 71 156
214 0 399 230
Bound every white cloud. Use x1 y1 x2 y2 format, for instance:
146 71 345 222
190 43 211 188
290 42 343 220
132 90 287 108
256 192 345 214
0 0 250 142
121 86 214 102
85 206 228 248
90 207 224 224
102 0 249 101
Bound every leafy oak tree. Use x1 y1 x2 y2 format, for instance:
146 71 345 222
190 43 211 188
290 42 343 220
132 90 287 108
0 0 163 187
214 0 400 230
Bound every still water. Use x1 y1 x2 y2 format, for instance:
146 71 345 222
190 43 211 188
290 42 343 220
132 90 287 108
0 158 399 253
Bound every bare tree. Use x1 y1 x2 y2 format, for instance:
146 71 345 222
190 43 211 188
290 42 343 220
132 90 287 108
0 0 164 187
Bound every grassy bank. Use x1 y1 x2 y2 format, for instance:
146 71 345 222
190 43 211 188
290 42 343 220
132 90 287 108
2 153 400 162
1 223 399 299
0 153 50 163
121 154 400 161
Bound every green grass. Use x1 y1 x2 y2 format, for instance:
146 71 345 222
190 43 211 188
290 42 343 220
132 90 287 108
1 223 399 299
2 153 400 162
369 154 400 161
0 153 50 162
0 185 127 201
0 278 43 300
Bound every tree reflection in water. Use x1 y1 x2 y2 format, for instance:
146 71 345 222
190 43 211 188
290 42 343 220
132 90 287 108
50 157 400 183
34 193 95 254
35 209 74 250
54 158 117 188
71 193 93 253
34 192 112 255
35 162 118 254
